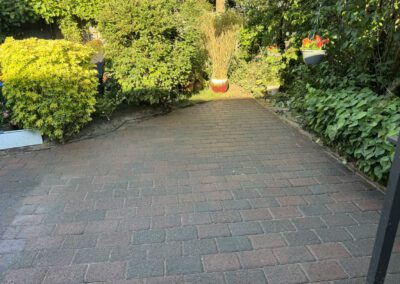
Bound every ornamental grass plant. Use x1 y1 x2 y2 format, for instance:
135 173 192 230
200 11 242 79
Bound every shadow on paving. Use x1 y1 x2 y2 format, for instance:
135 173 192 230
0 97 399 283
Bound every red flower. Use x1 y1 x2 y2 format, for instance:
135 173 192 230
301 35 329 50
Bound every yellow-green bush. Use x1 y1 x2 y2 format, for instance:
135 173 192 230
0 38 98 141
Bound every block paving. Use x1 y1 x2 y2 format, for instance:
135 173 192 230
0 95 399 283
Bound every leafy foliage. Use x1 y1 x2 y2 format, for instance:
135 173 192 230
235 0 400 94
0 85 11 127
29 0 101 42
303 87 400 182
231 47 298 96
98 0 211 105
0 0 37 42
0 38 98 141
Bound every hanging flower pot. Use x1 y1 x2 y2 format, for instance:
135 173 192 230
210 78 229 93
301 49 326 65
301 35 329 65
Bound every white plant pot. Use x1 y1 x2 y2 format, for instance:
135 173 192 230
302 50 326 65
0 130 43 150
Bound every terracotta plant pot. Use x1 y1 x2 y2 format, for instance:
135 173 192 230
210 79 229 93
302 50 326 65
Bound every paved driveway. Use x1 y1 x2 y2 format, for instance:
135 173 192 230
0 96 399 283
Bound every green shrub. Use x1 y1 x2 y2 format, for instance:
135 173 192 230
303 87 400 182
97 0 211 105
231 47 297 96
0 38 98 141
0 0 37 42
29 0 101 42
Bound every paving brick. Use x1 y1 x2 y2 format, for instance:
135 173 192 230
299 204 331 216
62 234 98 249
166 226 197 241
304 194 335 204
269 206 302 219
96 231 132 248
166 256 203 275
7 251 38 270
350 211 380 224
353 199 383 211
73 248 111 264
343 239 375 257
385 274 400 284
322 213 358 227
152 215 181 229
326 202 360 213
85 220 119 233
283 230 321 246
136 206 165 217
203 253 241 272
86 261 125 282
95 199 125 210
127 260 164 279
147 242 182 259
240 208 272 221
73 209 106 222
346 224 378 239
225 269 267 284
239 249 277 268
282 186 313 196
308 243 351 260
340 256 370 277
110 246 147 262
273 246 315 264
301 260 348 282
264 264 308 284
132 229 166 244
232 189 261 199
184 272 225 284
145 275 183 284
182 213 211 226
11 215 44 226
26 236 64 250
183 239 217 256
289 177 318 186
54 222 86 235
249 234 287 249
229 222 263 236
216 236 252 253
291 217 327 230
276 196 307 206
34 249 75 267
194 201 223 212
315 227 353 242
118 217 151 231
211 211 242 223
2 268 47 284
0 239 26 253
222 200 252 210
388 253 400 274
260 220 296 233
106 208 137 219
248 197 280 209
43 264 87 284
258 187 287 197
197 224 230 239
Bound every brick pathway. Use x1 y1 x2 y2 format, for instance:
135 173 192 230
0 95 399 283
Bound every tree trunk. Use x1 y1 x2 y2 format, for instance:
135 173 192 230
216 0 225 13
